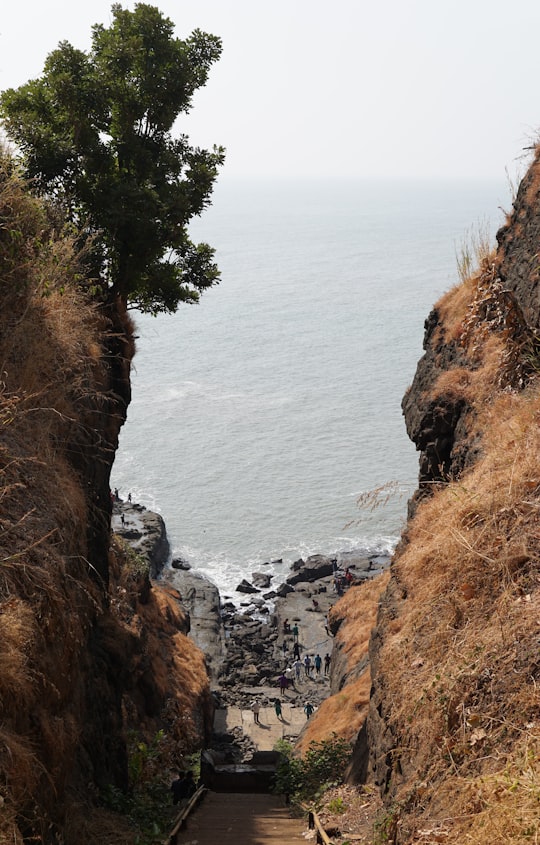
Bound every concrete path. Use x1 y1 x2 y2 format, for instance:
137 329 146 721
175 791 307 845
214 703 309 750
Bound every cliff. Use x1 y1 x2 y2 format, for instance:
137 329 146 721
362 151 540 841
299 150 540 842
0 158 212 842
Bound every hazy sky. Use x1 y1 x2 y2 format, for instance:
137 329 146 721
2 0 540 183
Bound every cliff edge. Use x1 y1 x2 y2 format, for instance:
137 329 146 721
0 159 212 842
361 149 540 842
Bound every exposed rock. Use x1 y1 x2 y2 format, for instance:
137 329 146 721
276 582 295 597
236 579 260 594
113 501 170 577
171 556 191 570
286 553 336 585
252 571 272 588
161 568 225 681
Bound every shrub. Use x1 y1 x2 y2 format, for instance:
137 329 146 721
273 734 350 803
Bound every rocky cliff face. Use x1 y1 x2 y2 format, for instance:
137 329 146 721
358 149 540 841
0 163 212 843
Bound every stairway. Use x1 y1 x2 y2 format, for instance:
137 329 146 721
174 791 307 845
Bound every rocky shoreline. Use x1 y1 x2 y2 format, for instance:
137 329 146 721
113 499 390 751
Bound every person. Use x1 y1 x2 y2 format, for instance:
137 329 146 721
283 618 290 634
324 615 331 636
345 568 354 586
292 624 299 642
121 513 125 526
303 654 312 677
128 492 132 502
282 640 288 657
278 673 288 696
285 666 296 690
312 598 319 611
274 698 283 720
293 658 303 681
170 771 187 805
314 653 322 675
304 701 314 719
324 653 331 675
293 641 301 660
184 770 196 798
251 700 261 724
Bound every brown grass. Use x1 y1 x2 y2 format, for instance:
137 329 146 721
0 155 212 843
370 379 540 841
108 537 212 755
298 574 390 753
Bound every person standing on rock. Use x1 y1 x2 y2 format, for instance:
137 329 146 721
274 698 283 720
292 624 299 642
278 673 288 696
251 700 261 724
304 701 314 719
314 653 322 675
324 653 331 675
293 641 301 660
303 654 312 677
293 658 303 681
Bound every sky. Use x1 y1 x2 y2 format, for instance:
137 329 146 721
1 0 540 183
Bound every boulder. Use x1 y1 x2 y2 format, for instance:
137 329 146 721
251 572 272 588
171 557 191 570
236 579 260 594
286 554 336 585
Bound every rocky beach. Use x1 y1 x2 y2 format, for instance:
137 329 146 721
112 498 390 756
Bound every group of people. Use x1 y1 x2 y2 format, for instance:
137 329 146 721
332 561 355 595
280 621 332 687
251 696 315 722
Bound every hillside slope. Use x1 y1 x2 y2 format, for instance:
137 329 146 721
0 158 212 843
301 149 540 843
362 150 540 842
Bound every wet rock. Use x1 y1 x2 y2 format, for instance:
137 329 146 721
236 579 260 594
276 583 295 597
252 572 272 588
171 557 191 570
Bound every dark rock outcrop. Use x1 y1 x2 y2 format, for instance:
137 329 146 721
286 554 336 585
113 501 170 576
236 578 260 594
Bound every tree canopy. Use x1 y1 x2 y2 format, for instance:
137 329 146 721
0 3 225 314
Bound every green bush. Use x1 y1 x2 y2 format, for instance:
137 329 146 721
273 734 350 803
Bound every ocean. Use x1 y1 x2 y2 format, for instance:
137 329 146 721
111 178 510 597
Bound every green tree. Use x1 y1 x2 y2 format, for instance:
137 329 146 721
0 3 225 314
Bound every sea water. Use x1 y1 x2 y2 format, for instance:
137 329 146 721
111 178 510 596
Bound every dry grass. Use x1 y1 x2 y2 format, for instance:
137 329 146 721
109 537 212 755
369 380 540 842
298 574 389 752
300 674 372 751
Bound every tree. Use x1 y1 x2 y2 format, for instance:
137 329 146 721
0 3 225 314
